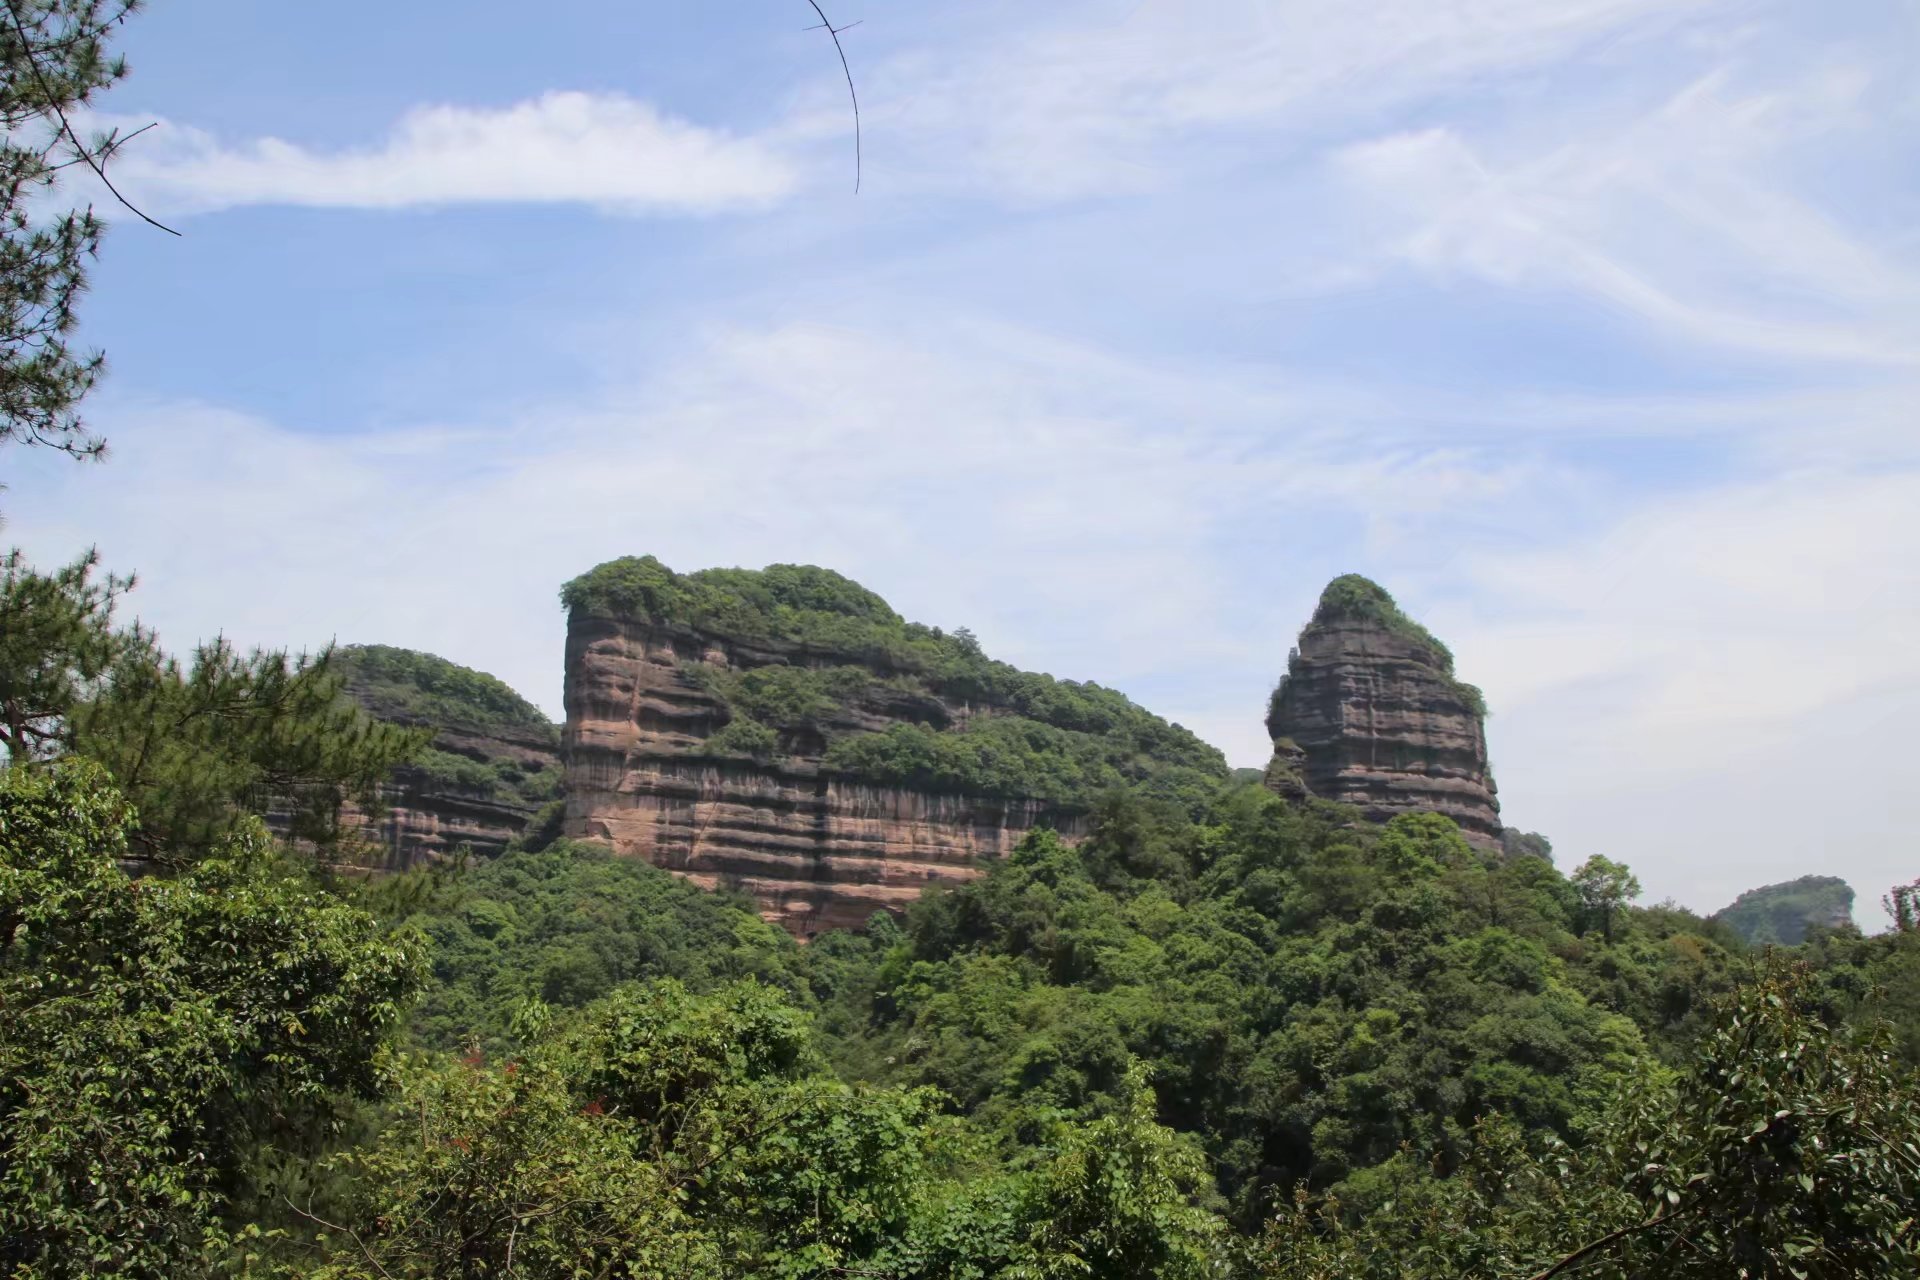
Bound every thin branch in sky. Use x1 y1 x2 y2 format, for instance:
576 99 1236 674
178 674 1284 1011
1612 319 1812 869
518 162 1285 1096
802 0 861 193
0 0 179 235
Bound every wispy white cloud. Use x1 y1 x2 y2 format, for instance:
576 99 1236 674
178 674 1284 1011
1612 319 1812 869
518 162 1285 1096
1453 468 1920 748
4 313 1540 724
1333 65 1920 364
862 0 1721 199
11 299 1919 922
1443 463 1920 920
99 92 796 215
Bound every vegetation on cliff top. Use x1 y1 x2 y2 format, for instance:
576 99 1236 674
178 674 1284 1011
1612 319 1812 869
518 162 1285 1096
566 556 1228 808
561 556 900 639
1272 573 1488 723
1311 573 1457 665
332 644 561 811
335 644 556 738
1713 873 1856 945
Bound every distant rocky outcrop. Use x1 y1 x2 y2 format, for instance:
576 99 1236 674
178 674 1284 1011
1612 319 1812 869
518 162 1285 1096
329 645 562 866
1713 875 1855 945
1500 829 1554 865
1263 575 1502 846
561 557 1224 937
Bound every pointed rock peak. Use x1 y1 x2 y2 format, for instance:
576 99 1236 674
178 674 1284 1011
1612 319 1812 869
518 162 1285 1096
1309 574 1457 671
1265 576 1501 847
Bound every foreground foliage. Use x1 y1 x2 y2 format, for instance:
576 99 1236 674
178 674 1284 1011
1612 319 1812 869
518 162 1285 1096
1260 963 1920 1278
3 756 1918 1278
1 0 146 463
0 549 421 861
0 764 424 1278
303 983 1226 1280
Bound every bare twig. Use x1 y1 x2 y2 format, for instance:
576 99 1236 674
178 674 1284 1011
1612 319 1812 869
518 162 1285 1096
802 0 861 192
0 0 180 235
1526 1204 1691 1280
283 1196 396 1280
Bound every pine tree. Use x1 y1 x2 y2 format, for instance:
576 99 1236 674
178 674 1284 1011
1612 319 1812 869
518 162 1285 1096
0 548 424 863
75 633 426 862
0 545 134 761
1 0 152 459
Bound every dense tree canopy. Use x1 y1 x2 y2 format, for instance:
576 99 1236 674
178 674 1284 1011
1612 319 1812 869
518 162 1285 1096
5 674 1918 1277
1259 960 1920 1279
0 763 424 1277
407 839 810 1049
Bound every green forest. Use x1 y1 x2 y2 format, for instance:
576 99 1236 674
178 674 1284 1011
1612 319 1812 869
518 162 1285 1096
5 5 1919 1278
5 547 1920 1275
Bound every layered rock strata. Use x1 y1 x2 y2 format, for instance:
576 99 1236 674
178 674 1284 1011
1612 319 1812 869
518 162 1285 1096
1265 578 1502 846
563 613 1083 937
350 717 562 867
324 649 564 868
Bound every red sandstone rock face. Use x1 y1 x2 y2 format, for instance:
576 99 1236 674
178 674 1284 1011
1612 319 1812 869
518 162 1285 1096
1265 615 1502 846
325 686 563 870
563 615 1082 937
276 740 557 869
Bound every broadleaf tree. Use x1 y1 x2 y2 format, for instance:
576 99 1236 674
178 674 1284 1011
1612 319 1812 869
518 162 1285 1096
0 761 427 1278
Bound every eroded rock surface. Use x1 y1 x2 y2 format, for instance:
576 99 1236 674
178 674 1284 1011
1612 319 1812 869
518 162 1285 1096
350 720 562 866
1264 577 1502 846
331 646 563 867
563 614 1081 936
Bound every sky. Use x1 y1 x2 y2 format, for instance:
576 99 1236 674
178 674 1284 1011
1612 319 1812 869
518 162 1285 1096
5 0 1917 926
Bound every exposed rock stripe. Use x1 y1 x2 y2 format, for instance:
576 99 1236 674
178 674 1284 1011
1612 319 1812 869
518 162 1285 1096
563 615 1082 937
1265 602 1502 846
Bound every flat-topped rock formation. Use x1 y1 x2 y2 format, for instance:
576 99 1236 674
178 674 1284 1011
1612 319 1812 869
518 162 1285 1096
561 557 1224 936
1264 575 1501 846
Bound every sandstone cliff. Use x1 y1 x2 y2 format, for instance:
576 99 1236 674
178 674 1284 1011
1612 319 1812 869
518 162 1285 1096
561 557 1224 936
332 645 563 866
1264 576 1501 845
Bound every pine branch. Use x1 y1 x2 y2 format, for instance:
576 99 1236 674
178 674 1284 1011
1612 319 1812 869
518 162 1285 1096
0 0 177 234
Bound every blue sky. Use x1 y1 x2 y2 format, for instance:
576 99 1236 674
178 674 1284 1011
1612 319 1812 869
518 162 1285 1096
7 0 1918 924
